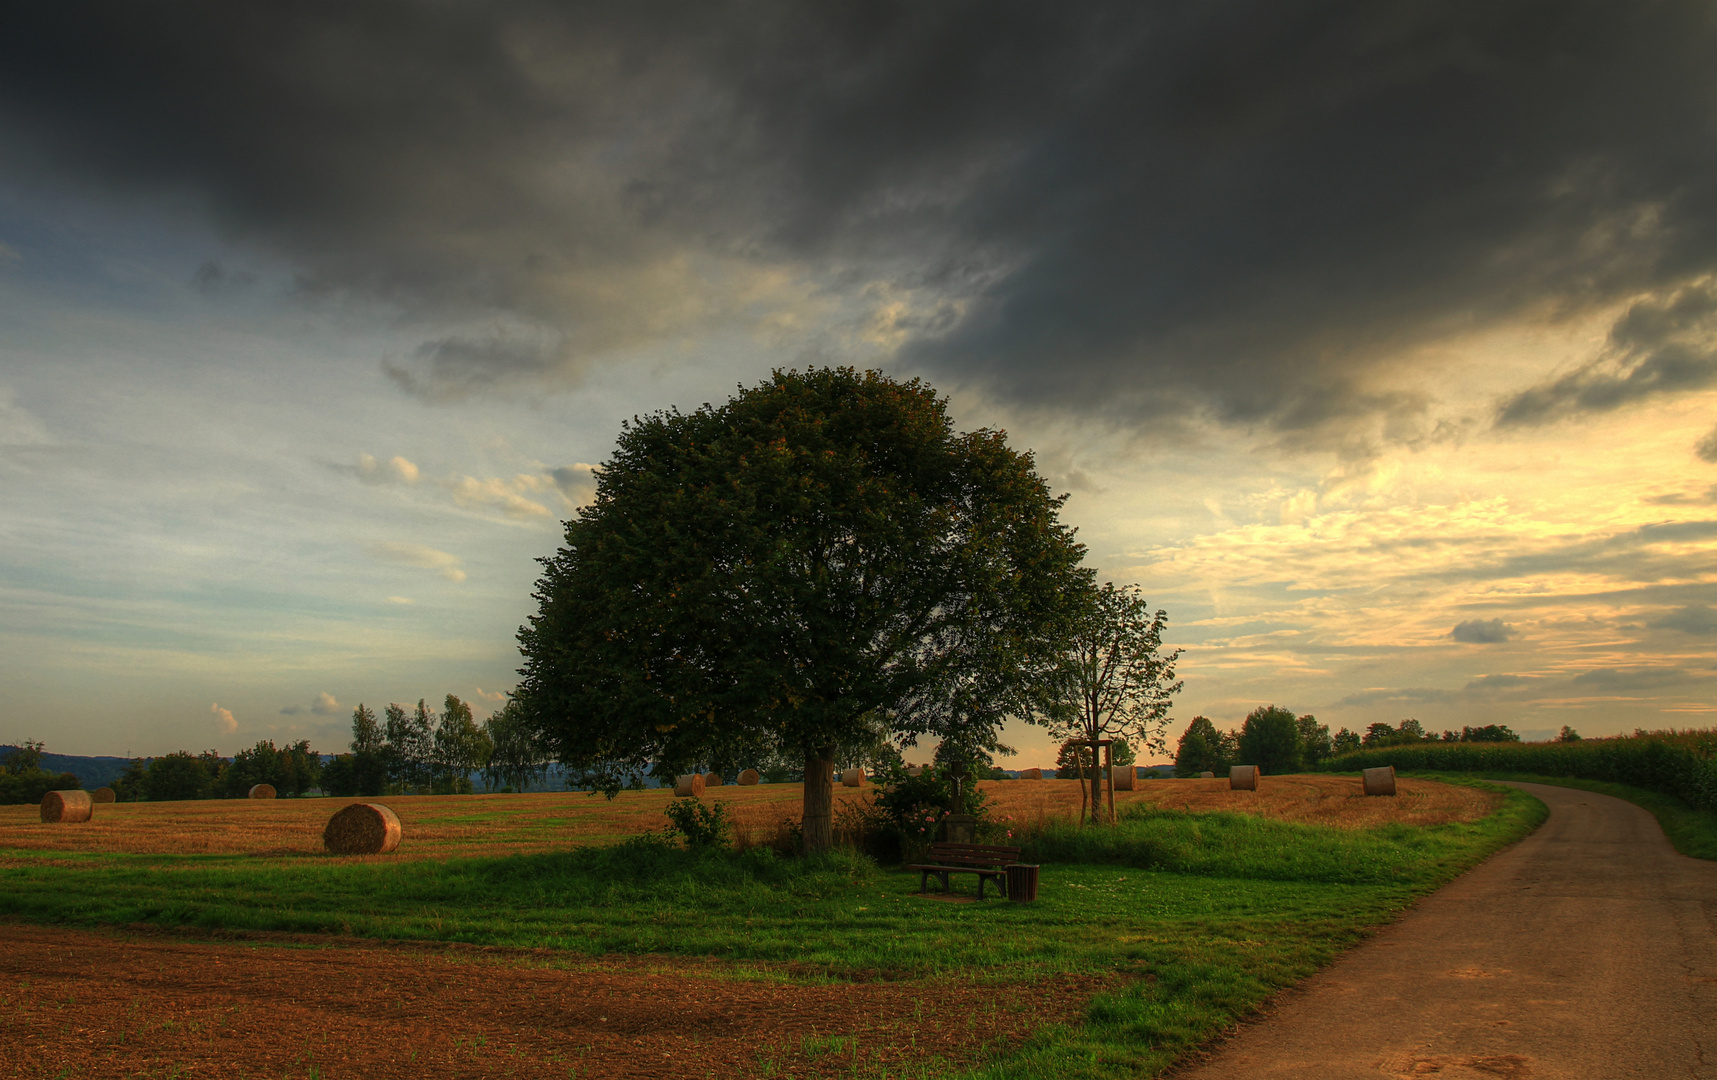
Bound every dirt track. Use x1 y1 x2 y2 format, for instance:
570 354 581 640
1173 782 1717 1079
0 925 1097 1079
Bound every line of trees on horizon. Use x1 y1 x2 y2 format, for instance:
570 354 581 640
1174 708 1554 777
10 693 548 803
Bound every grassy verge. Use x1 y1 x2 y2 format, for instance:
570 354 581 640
0 783 1545 1078
1436 772 1717 861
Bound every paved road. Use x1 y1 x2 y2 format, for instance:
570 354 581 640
1173 782 1717 1079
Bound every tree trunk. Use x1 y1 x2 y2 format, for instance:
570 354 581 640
1087 737 1104 825
801 747 835 854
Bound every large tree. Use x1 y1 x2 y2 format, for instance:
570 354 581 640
1237 705 1302 774
1027 582 1182 822
1173 716 1234 777
432 694 491 794
516 367 1087 852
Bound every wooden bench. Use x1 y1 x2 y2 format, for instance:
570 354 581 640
906 842 1022 900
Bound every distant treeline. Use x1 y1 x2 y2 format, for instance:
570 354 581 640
1174 708 1530 778
105 740 322 802
1327 729 1717 814
0 743 84 805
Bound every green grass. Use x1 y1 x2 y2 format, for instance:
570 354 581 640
1434 772 1717 861
0 785 1546 1079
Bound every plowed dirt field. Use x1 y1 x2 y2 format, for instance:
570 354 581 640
0 923 1103 1079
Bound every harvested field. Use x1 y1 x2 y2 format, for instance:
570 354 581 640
1126 774 1497 828
0 922 1098 1080
0 776 1494 861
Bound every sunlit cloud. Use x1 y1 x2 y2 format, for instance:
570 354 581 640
356 453 420 485
365 541 467 582
441 475 552 520
210 702 237 734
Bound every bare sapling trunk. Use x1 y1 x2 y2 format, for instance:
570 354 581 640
802 747 835 854
1087 737 1105 825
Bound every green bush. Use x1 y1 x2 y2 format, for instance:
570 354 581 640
831 765 993 863
1325 730 1717 813
663 797 733 848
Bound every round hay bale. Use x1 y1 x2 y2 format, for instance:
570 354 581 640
248 783 277 799
737 768 761 786
1362 765 1397 797
840 767 865 787
40 789 93 823
1111 765 1135 791
323 803 401 855
703 772 724 787
1229 765 1260 791
674 773 706 797
1019 767 1043 780
1199 771 1215 779
906 765 923 777
93 787 116 803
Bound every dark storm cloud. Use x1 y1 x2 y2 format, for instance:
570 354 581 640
1333 666 1703 708
1433 519 1717 587
1498 281 1717 426
1451 618 1514 644
3 1 1716 427
1648 604 1717 636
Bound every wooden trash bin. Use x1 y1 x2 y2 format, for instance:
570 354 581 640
1005 863 1040 903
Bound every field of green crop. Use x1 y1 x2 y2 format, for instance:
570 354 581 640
0 779 1545 1078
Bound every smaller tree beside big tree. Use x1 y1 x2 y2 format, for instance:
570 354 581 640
1027 582 1182 823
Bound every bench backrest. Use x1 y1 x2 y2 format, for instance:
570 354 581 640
926 842 1021 867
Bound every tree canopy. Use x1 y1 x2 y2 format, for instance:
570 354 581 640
516 367 1089 851
1237 705 1303 775
1173 716 1234 777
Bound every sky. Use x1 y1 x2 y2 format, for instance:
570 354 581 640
4 1 1717 764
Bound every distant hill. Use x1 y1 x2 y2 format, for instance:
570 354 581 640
0 746 134 789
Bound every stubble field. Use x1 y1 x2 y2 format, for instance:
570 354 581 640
0 775 1534 1080
0 775 1498 861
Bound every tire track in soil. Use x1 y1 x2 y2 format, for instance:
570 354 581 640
0 923 1104 1079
